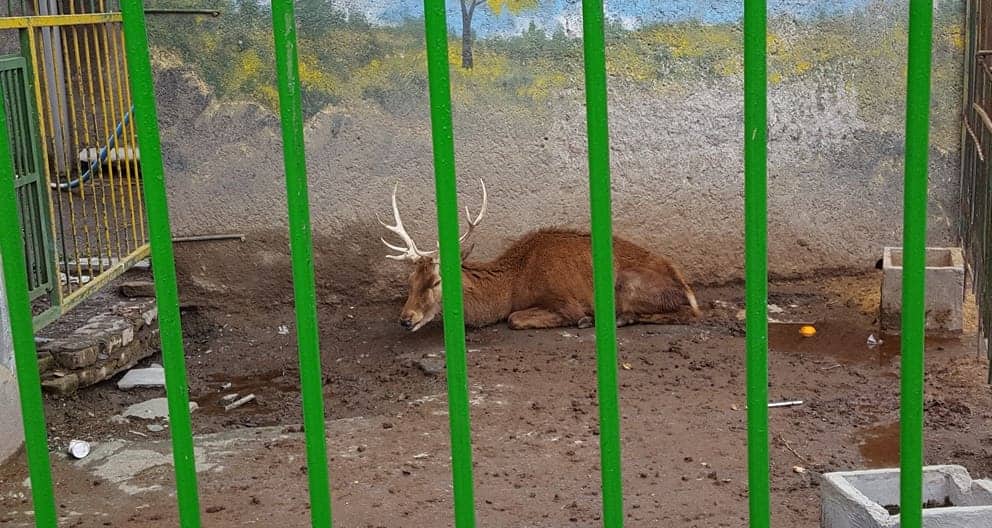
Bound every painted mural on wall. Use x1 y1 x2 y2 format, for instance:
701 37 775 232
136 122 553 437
146 0 967 288
148 0 964 148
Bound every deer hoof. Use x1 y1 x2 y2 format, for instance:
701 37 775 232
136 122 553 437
577 316 593 329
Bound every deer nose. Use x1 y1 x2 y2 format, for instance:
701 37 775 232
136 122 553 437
399 318 413 329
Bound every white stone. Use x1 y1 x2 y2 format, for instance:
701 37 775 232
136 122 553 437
123 398 197 420
821 465 992 528
117 367 166 390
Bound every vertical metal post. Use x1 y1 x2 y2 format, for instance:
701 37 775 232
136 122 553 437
579 0 624 526
120 2 202 526
422 0 476 526
901 0 934 525
270 0 334 526
0 75 58 528
743 0 770 525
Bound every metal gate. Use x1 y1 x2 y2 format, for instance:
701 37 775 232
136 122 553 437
0 55 54 303
0 5 149 330
960 0 992 379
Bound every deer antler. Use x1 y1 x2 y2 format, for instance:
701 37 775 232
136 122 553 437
458 179 488 246
378 179 488 261
377 183 437 261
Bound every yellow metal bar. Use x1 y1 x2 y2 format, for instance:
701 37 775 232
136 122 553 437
91 21 124 260
107 22 139 249
0 13 122 30
67 24 104 281
39 23 91 296
24 27 64 306
78 24 114 274
58 24 93 287
117 30 144 243
61 242 148 307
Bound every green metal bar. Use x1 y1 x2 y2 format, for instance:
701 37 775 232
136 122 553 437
120 2 202 527
743 0 770 524
270 1 334 526
421 1 476 526
579 0 624 526
0 78 58 528
900 0 934 525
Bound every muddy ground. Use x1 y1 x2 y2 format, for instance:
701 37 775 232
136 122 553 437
2 271 992 527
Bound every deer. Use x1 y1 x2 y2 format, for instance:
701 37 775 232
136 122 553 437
377 180 702 332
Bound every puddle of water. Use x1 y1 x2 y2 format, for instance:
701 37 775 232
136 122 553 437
195 370 299 414
855 421 900 468
769 321 957 366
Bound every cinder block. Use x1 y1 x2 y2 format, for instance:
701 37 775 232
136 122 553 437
821 465 992 528
41 373 79 395
42 339 100 369
880 247 965 335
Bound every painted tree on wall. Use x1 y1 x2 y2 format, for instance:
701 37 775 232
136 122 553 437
461 0 539 69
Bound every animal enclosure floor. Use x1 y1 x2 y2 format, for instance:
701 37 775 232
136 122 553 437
2 274 992 527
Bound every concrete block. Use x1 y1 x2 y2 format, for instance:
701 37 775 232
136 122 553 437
43 340 100 369
880 247 965 335
41 373 80 395
821 465 992 528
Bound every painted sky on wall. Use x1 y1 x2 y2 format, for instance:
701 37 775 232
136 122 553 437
332 0 883 36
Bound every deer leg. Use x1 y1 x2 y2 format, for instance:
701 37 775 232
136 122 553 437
508 308 576 330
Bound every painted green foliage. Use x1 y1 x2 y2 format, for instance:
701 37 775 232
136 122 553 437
146 1 964 149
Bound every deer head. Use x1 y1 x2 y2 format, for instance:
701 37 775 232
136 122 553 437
378 180 488 331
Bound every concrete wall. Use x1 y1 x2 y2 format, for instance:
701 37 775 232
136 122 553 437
0 255 24 465
144 0 967 306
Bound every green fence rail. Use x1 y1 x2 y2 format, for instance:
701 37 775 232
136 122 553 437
0 0 936 527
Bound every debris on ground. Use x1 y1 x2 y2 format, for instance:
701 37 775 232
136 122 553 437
224 394 257 412
67 440 90 459
117 367 166 390
867 334 882 348
146 424 165 433
220 393 240 404
277 325 289 335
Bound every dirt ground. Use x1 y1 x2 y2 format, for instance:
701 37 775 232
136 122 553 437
2 270 992 527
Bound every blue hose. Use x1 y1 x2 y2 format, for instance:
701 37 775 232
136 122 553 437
54 105 134 191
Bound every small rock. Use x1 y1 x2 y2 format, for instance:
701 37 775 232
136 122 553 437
382 422 394 429
416 358 445 376
117 367 166 390
793 466 807 474
277 325 289 335
108 414 130 425
205 506 225 514
220 393 240 404
147 424 165 432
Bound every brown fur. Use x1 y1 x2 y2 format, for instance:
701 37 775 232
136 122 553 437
398 228 701 331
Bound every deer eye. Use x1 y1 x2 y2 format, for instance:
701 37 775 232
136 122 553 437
431 279 441 288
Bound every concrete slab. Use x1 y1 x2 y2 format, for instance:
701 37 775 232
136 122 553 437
117 367 166 390
821 465 992 528
123 398 198 420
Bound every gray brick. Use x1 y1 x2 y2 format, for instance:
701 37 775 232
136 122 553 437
41 373 79 395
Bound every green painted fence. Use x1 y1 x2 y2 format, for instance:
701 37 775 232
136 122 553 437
0 0 936 526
